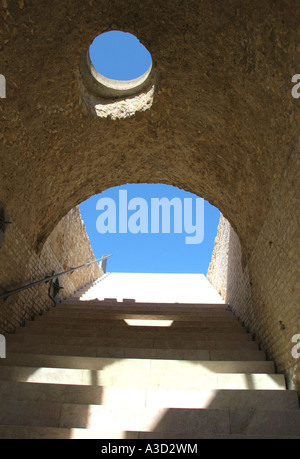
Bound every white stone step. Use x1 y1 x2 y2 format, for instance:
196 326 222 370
144 387 299 410
0 424 298 439
21 316 246 330
5 342 267 360
0 401 299 436
0 425 139 439
0 292 298 440
43 308 238 321
0 379 297 410
15 319 251 339
5 333 258 350
13 327 252 341
0 364 286 390
0 380 104 405
1 282 297 443
52 405 300 436
59 301 230 312
149 359 275 374
0 352 274 373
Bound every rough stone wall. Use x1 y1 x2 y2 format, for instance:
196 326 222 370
207 147 300 391
0 206 102 334
207 215 231 301
207 214 254 332
0 0 299 259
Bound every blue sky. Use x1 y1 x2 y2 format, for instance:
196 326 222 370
79 31 220 274
89 30 152 80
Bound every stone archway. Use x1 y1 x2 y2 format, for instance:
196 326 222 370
0 0 298 253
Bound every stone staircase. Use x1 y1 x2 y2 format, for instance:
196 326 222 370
0 298 299 438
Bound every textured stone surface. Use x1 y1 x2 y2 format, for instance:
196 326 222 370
0 207 101 333
0 0 299 253
0 299 298 438
0 0 299 394
208 198 300 391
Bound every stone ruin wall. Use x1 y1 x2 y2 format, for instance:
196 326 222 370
207 147 300 392
0 206 102 334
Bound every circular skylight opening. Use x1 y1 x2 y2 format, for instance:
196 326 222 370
88 31 152 91
78 30 156 119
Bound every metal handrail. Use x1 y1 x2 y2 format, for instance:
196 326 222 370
0 254 112 300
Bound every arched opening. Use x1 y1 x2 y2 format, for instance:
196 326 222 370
79 183 220 275
77 183 223 304
78 30 155 118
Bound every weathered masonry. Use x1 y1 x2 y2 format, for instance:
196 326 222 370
0 0 299 396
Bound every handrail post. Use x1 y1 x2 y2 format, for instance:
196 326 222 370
99 255 109 274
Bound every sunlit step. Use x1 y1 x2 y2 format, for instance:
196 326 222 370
0 379 297 410
56 405 300 435
0 402 299 436
0 353 274 373
0 380 104 405
0 365 286 390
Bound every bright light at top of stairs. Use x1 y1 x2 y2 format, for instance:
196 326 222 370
124 319 174 327
79 273 225 304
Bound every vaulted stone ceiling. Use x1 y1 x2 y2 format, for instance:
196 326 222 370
0 0 299 258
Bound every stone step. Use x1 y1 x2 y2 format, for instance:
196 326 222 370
43 309 238 322
60 301 230 312
0 425 135 439
0 352 275 373
144 387 299 410
14 327 252 341
45 405 300 436
0 380 105 405
0 379 297 410
31 315 243 329
0 424 299 439
5 342 267 360
17 314 246 330
0 364 286 390
5 333 258 350
0 402 299 436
